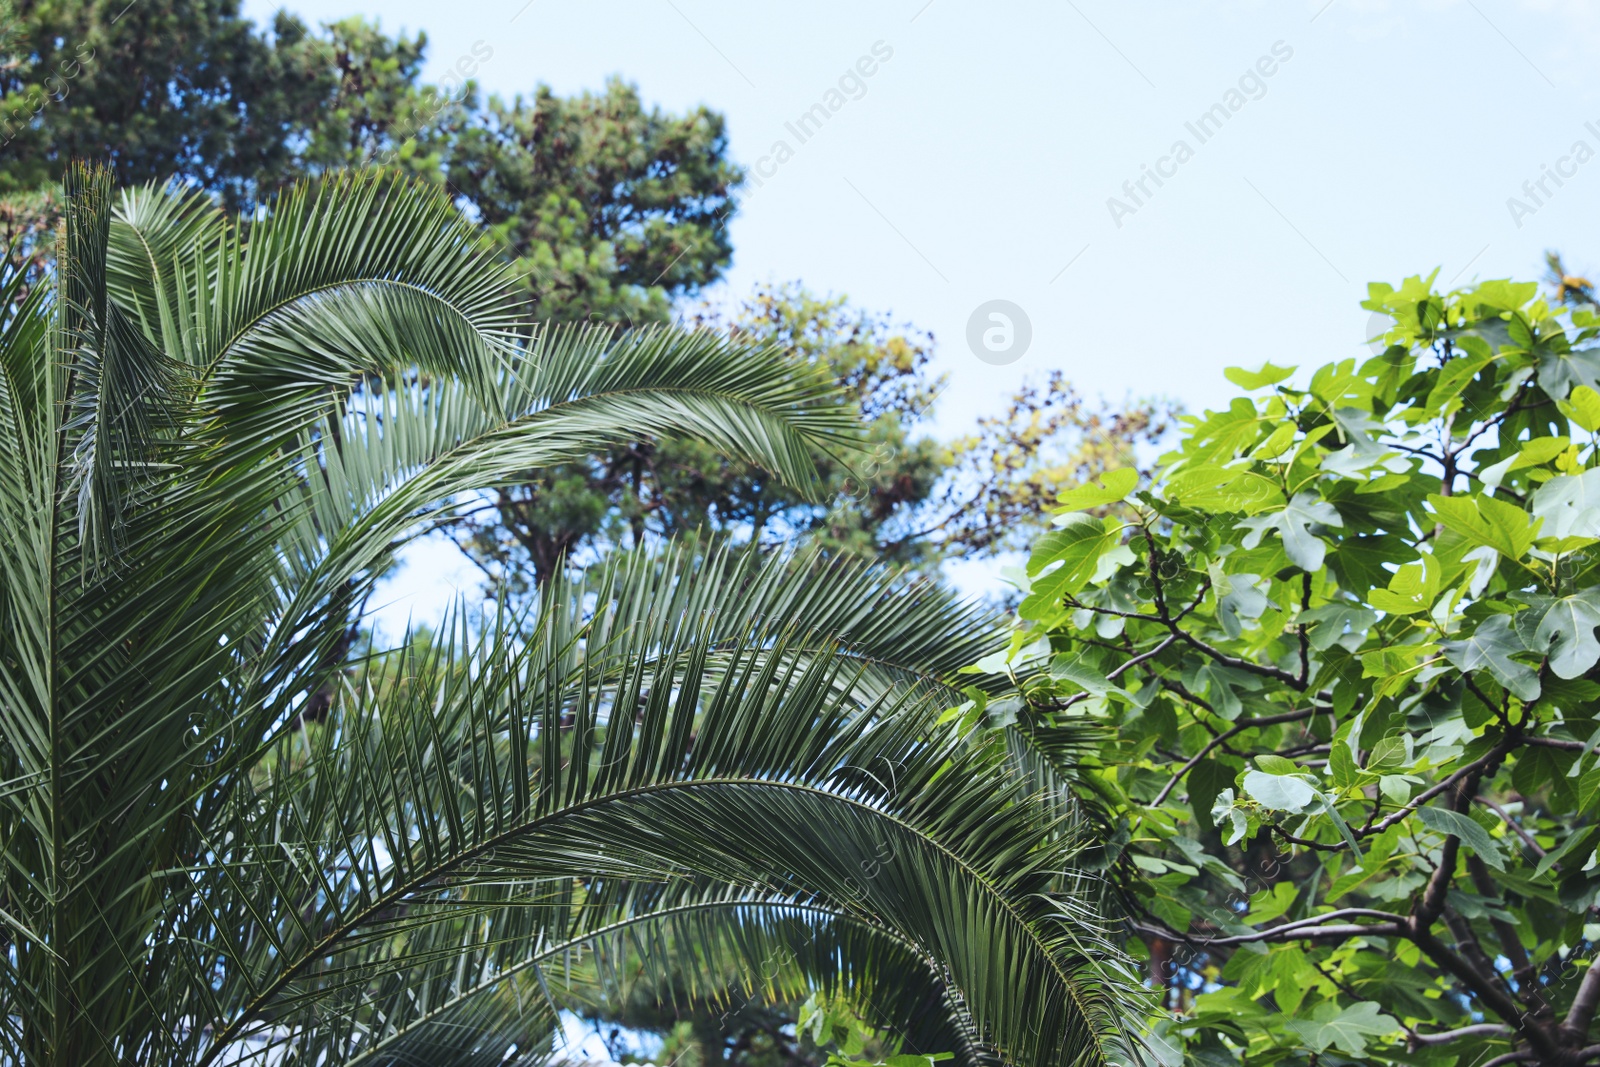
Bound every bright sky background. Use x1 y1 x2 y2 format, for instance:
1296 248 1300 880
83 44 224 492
239 0 1600 637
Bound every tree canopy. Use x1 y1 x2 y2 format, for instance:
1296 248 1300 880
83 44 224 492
445 77 740 325
1 0 333 202
1 5 1186 1057
0 1 737 316
996 270 1600 1065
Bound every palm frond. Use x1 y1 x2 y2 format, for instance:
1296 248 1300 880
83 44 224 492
0 168 1146 1067
554 538 1006 701
106 181 224 352
338 892 982 1067
197 597 1148 1067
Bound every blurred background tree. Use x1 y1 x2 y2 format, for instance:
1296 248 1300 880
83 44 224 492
444 78 741 324
0 0 333 203
0 1 734 310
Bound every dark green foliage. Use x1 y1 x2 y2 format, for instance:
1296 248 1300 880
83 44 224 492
0 167 1148 1067
1 0 332 203
445 77 740 325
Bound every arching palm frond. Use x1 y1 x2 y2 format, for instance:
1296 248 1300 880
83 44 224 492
200 595 1147 1067
553 539 1007 702
104 181 224 350
337 892 985 1067
233 319 862 744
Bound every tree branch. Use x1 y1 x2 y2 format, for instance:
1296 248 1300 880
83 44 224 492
1479 1053 1538 1067
1399 738 1559 1060
1297 570 1311 686
1409 926 1561 1062
1269 738 1517 854
1142 549 1309 690
1444 907 1514 1005
1362 731 1518 838
1475 796 1546 859
1150 707 1314 807
1410 1022 1510 1046
1132 910 1406 949
1166 620 1310 691
1525 735 1587 752
1564 952 1600 1044
1106 633 1177 681
1416 834 1460 926
1465 852 1549 1020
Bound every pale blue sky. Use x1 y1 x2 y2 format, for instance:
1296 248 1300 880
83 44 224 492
238 0 1600 631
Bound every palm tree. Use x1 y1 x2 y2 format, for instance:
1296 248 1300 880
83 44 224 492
0 165 1148 1066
